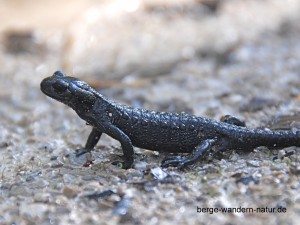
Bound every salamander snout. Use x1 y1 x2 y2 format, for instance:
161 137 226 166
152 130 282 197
40 71 72 102
40 76 53 95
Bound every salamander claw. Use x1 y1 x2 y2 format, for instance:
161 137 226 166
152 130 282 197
75 148 92 157
161 157 191 169
161 139 216 169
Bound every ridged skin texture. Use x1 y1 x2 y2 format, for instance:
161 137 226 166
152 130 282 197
40 71 300 168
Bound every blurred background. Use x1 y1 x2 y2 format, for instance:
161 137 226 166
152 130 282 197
1 0 300 115
1 0 299 80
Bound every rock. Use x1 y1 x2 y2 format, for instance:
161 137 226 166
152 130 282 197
34 192 51 203
246 160 262 167
62 185 81 198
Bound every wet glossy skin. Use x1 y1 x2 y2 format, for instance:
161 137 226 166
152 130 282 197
40 71 300 169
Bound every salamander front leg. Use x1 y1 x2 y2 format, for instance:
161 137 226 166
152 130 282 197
105 125 134 169
75 127 102 156
161 139 216 169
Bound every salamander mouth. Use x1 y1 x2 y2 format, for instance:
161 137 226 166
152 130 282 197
40 77 52 95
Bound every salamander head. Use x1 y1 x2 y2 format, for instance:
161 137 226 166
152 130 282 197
40 71 97 110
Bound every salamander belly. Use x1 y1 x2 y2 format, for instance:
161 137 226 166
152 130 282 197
122 125 201 153
111 106 207 153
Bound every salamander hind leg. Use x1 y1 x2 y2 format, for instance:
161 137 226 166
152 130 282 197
161 139 216 169
220 115 246 127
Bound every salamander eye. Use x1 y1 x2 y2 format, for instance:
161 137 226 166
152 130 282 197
53 71 65 77
74 80 90 90
53 80 68 92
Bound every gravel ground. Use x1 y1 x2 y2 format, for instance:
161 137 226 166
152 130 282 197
0 0 300 224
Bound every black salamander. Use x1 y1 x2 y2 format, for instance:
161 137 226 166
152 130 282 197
40 71 300 169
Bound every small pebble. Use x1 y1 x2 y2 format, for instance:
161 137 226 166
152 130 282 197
0 141 9 148
62 185 81 198
134 161 148 170
54 195 69 206
278 150 286 159
49 161 64 168
151 167 168 180
246 160 261 167
34 192 51 203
